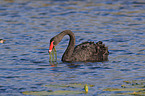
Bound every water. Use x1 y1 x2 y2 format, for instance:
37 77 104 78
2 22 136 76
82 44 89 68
0 0 145 95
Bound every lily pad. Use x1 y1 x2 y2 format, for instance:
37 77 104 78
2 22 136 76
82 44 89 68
103 79 145 95
116 91 145 95
103 88 145 91
23 83 91 95
124 80 145 84
22 90 84 95
43 83 94 88
121 84 145 88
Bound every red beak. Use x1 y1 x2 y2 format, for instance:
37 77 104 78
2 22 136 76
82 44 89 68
49 41 54 53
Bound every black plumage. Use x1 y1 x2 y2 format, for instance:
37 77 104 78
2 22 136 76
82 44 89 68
49 30 109 62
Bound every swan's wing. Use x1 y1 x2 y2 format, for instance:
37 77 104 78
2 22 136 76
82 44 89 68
72 42 96 61
71 41 109 61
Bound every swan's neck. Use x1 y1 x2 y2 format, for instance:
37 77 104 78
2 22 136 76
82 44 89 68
57 30 75 61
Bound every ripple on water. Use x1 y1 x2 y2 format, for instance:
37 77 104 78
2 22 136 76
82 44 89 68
0 0 145 96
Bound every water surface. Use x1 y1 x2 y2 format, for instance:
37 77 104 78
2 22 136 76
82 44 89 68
0 0 145 95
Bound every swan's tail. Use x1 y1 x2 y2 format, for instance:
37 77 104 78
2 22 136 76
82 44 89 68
95 41 109 61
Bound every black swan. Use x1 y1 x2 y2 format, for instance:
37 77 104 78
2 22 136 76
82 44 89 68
49 30 109 62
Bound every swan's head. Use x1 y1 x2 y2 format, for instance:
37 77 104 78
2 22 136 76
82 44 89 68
49 37 59 53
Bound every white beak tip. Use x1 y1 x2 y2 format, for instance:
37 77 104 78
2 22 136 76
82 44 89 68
49 50 52 53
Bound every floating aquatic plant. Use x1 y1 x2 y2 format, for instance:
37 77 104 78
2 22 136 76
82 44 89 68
103 88 145 91
22 83 93 95
43 83 94 88
49 47 57 62
103 79 145 95
22 90 84 95
84 84 88 93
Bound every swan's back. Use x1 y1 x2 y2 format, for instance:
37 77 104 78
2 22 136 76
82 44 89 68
71 41 109 62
